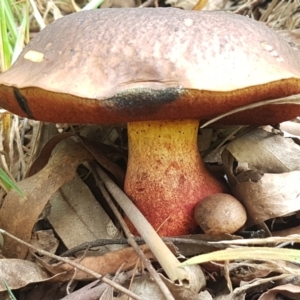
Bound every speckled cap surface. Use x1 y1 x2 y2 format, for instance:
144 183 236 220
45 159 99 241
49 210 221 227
1 8 300 124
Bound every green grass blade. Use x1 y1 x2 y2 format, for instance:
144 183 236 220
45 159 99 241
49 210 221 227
2 279 17 300
0 168 26 198
180 247 300 266
3 0 18 43
12 6 28 63
0 0 12 71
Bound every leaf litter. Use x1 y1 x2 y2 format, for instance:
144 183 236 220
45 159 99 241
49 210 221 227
3 0 300 299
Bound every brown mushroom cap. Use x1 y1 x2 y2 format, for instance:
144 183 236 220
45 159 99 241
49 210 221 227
194 193 247 235
1 8 300 124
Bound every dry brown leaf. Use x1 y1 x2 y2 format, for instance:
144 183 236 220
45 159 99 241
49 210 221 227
222 129 300 224
224 129 300 175
0 259 55 291
0 138 93 258
41 244 154 281
233 171 300 225
48 175 121 252
258 283 300 300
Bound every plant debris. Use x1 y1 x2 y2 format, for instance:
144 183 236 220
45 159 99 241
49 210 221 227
2 1 300 299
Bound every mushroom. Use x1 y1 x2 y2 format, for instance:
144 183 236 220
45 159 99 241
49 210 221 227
1 8 300 236
194 193 247 235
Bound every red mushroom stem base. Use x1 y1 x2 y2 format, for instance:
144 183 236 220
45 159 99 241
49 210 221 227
124 119 226 236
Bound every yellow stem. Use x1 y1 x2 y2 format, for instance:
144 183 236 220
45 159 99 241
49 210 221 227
125 119 225 236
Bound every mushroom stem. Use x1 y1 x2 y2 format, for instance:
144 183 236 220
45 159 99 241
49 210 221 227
125 119 226 236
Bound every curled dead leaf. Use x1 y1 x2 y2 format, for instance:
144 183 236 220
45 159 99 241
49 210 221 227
222 129 300 225
223 128 300 177
233 171 300 225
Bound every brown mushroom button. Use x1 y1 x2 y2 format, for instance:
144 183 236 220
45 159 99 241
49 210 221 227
194 193 247 235
1 8 300 236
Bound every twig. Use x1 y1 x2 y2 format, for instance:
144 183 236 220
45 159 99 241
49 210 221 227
61 236 227 257
90 163 175 300
0 229 141 300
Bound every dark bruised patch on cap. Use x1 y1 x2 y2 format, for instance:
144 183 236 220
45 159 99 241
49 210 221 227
13 88 34 119
110 88 182 116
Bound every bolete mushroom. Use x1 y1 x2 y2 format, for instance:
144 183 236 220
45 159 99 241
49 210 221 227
1 8 300 236
194 193 247 235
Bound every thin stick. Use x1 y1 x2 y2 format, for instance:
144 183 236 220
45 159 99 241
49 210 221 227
0 229 141 300
60 236 226 257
